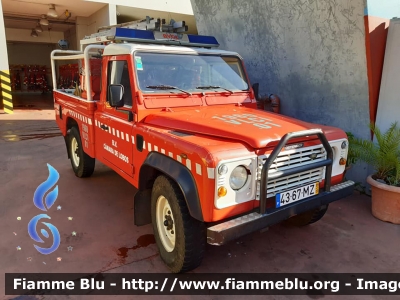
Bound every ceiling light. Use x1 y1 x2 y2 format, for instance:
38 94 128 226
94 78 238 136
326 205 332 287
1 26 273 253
47 4 58 18
35 22 43 33
31 29 38 38
40 15 49 26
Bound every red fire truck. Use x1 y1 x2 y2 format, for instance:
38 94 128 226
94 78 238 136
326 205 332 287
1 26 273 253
51 22 354 273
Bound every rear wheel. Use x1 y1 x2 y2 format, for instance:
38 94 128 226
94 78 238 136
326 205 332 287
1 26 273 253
285 205 329 226
151 175 205 273
68 126 95 178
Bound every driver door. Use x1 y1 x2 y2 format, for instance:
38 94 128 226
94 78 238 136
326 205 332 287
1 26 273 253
100 57 135 176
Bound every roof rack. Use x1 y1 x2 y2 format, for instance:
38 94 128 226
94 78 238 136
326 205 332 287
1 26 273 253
80 16 219 49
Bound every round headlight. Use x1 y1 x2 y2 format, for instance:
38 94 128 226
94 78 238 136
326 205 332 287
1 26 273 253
218 164 229 175
341 141 347 149
229 166 248 190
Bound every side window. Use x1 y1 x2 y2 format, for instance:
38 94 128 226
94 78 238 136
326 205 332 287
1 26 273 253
107 60 132 107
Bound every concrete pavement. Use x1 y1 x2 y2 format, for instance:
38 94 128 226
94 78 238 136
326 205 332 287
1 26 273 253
0 109 399 300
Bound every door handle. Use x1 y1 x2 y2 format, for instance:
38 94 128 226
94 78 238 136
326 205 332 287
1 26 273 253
100 124 109 130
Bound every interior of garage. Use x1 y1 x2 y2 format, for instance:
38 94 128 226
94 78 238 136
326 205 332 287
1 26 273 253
0 0 197 111
1 1 81 110
6 42 56 109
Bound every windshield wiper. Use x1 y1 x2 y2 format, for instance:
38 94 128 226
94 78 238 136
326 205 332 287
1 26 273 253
146 85 192 96
196 85 233 94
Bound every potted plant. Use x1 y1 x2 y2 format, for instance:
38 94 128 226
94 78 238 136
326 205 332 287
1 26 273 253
345 131 358 174
349 122 400 224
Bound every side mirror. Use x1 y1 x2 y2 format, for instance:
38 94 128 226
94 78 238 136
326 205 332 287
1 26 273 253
108 84 124 107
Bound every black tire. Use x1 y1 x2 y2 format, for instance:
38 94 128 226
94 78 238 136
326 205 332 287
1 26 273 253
68 126 95 178
151 175 205 273
285 205 329 227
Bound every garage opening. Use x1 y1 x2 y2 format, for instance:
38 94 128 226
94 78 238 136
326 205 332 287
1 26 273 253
6 41 56 110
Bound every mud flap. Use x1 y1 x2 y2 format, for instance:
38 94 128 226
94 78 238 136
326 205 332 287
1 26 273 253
134 189 152 226
64 135 70 159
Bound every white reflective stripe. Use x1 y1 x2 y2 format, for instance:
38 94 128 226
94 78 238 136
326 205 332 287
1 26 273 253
131 135 135 144
161 149 165 154
143 141 146 150
117 130 120 138
207 168 215 179
126 133 129 141
95 120 98 126
196 163 202 175
154 145 159 152
148 143 152 151
108 126 112 134
186 159 191 170
169 152 173 158
121 133 125 140
112 128 115 135
88 118 92 125
177 155 182 163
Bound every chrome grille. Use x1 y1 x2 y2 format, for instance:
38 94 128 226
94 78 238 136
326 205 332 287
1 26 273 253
256 144 326 199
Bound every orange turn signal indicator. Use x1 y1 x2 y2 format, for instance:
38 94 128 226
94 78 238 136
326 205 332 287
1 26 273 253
218 186 227 197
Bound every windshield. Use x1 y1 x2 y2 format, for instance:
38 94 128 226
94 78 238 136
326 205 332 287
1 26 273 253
134 52 249 93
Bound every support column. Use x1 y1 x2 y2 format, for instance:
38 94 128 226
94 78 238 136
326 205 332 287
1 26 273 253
0 71 13 114
108 4 117 26
0 0 12 114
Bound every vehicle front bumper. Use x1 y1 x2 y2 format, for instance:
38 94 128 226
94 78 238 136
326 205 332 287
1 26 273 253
207 180 355 245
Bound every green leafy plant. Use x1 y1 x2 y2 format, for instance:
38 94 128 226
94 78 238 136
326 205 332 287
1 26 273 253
349 122 400 186
345 131 358 167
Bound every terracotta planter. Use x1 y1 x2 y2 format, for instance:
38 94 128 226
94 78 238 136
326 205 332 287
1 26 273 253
367 175 400 224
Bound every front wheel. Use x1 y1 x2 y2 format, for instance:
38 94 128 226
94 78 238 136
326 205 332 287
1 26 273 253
68 126 95 178
151 175 205 273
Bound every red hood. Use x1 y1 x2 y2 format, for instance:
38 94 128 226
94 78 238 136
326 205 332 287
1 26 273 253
143 106 344 149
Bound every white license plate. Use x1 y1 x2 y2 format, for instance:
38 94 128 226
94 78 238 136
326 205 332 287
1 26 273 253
276 182 319 208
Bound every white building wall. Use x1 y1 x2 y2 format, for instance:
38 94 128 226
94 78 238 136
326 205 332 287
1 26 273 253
75 4 117 49
375 19 400 133
85 0 193 15
0 0 9 70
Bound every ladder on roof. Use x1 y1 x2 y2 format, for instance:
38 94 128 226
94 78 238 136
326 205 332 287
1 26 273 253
80 16 219 49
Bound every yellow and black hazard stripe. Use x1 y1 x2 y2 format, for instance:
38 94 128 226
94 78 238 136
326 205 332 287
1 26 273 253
0 70 13 114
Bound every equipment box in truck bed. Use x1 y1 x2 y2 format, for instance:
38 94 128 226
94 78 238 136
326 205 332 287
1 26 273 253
51 24 354 273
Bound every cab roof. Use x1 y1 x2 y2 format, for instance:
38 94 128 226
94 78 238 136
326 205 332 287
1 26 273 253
102 43 242 58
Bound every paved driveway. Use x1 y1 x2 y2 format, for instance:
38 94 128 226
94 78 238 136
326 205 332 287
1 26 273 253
0 110 398 300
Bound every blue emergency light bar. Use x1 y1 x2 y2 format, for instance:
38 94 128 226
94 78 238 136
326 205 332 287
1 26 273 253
99 27 220 48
